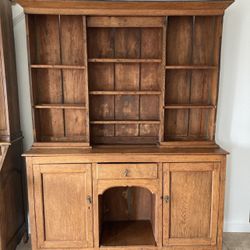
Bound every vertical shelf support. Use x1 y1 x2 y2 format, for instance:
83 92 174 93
83 16 91 145
159 17 167 143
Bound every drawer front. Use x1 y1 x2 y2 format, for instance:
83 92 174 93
97 163 158 179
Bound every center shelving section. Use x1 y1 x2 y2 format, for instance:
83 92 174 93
87 17 165 145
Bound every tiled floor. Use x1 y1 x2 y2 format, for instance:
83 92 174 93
16 233 250 250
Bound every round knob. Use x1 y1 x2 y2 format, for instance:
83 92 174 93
124 169 129 177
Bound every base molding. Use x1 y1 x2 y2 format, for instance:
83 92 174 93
224 222 250 232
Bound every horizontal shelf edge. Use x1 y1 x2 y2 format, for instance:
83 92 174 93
159 141 217 148
33 142 91 148
164 105 216 109
91 121 160 124
31 64 86 69
89 91 161 95
34 104 87 110
165 65 218 69
88 58 162 63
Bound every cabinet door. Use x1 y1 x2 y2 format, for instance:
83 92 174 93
33 164 93 249
163 162 220 246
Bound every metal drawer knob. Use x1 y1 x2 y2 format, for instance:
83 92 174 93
163 195 170 203
87 195 92 204
124 168 129 177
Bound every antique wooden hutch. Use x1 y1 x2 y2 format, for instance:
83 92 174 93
16 0 233 250
0 0 27 249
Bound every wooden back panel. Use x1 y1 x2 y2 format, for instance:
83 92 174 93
163 16 222 144
28 15 89 144
88 17 164 145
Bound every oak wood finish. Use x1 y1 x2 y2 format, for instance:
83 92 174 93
163 162 220 246
25 151 227 250
33 164 93 248
16 0 233 16
16 0 234 250
23 9 230 147
0 0 27 249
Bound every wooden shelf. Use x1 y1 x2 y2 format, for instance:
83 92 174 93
159 141 217 148
164 104 216 109
88 58 162 63
165 65 217 70
34 104 87 110
89 91 161 95
31 64 86 70
40 135 88 142
101 220 156 247
33 142 91 148
91 121 160 125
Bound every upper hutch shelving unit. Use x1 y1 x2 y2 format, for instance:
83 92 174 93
18 0 234 148
16 1 233 250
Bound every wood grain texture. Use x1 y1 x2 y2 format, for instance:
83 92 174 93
88 19 162 145
16 0 234 16
33 164 93 248
101 220 156 246
163 162 220 246
97 163 157 179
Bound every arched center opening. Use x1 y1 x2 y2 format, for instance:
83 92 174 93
99 186 156 246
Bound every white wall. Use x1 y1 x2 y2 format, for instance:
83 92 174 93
216 0 250 232
12 0 250 232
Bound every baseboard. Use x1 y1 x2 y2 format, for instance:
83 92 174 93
224 222 250 232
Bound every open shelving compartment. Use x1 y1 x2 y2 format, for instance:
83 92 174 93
160 15 222 147
27 15 90 146
99 186 157 247
87 17 165 146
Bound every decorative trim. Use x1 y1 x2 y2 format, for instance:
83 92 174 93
224 222 250 232
13 11 25 26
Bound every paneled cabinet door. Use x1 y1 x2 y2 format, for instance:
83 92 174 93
163 162 220 246
33 164 93 249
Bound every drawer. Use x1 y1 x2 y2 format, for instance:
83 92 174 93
97 163 158 179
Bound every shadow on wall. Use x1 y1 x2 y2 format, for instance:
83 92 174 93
216 0 250 232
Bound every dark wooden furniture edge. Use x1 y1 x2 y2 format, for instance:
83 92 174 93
22 145 229 157
16 0 234 15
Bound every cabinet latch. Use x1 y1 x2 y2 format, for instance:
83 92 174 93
87 195 92 205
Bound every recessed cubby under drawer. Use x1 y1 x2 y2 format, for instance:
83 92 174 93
97 163 158 179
